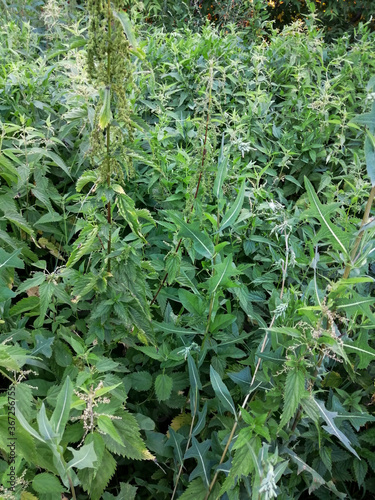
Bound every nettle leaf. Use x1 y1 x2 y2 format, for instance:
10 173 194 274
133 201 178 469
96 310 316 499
216 180 245 233
221 438 259 495
32 473 65 494
67 442 97 470
79 448 117 500
166 212 214 259
210 365 237 418
280 366 307 428
103 412 155 460
155 373 173 401
165 251 181 284
353 458 368 487
304 177 350 256
50 376 73 437
184 437 212 487
178 478 209 500
342 331 375 369
312 398 360 459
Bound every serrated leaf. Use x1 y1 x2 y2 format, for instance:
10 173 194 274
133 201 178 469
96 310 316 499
79 448 117 500
353 458 368 487
9 296 39 317
32 473 64 494
155 373 173 401
178 478 208 500
165 251 181 284
280 366 306 428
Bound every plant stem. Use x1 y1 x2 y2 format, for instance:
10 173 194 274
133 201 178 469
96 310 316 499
68 475 77 500
343 185 375 279
106 0 112 273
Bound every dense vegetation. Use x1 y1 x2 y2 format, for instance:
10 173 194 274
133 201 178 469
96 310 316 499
0 1 375 499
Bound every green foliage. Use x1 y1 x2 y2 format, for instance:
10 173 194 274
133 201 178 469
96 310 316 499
0 3 374 499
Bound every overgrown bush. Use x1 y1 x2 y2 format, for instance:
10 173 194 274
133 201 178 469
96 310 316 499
0 2 375 499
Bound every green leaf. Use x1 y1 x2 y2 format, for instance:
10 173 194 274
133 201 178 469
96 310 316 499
50 377 73 437
280 366 307 428
97 415 124 444
353 458 368 487
210 365 237 418
221 438 259 495
31 334 54 357
312 398 359 459
342 331 375 369
205 255 236 295
166 212 214 259
165 251 181 284
29 148 71 178
213 134 228 199
166 427 185 465
155 373 173 401
99 87 112 130
178 478 208 500
37 403 58 443
217 181 245 232
103 412 154 460
4 210 35 236
79 448 117 500
67 442 97 470
364 134 375 186
188 354 202 414
184 437 212 487
154 322 199 337
32 473 65 494
0 248 24 270
15 407 45 444
124 371 153 392
304 177 349 256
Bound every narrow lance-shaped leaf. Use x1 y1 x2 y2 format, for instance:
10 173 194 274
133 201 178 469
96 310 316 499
50 377 73 438
99 87 112 130
304 177 349 256
215 181 245 233
342 331 375 369
213 134 228 199
210 365 237 418
184 437 212 487
188 354 202 415
166 212 214 259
